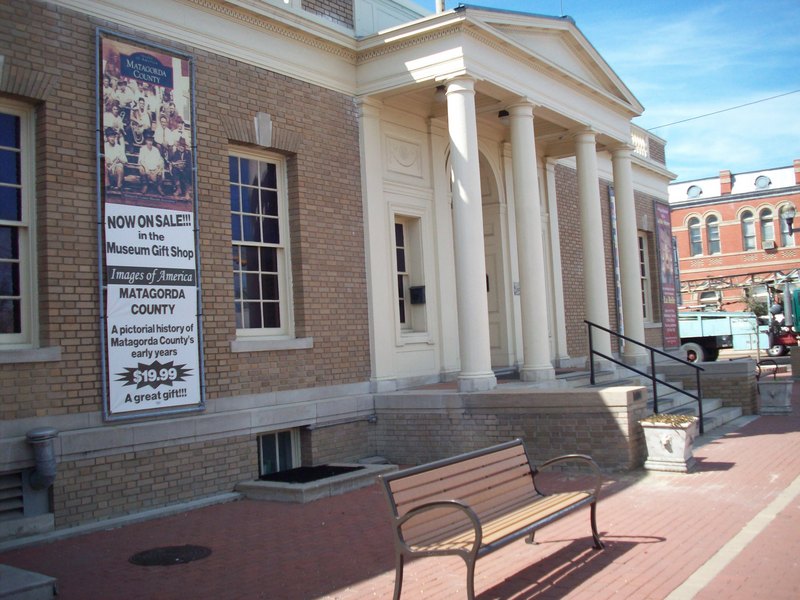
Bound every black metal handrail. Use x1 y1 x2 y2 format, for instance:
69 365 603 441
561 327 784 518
585 320 705 434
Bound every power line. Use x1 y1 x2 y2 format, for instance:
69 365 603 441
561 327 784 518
647 89 800 131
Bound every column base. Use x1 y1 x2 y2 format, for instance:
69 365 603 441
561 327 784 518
621 350 649 369
457 373 497 392
519 365 556 382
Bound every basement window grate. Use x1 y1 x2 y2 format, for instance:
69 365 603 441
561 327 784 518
0 472 24 522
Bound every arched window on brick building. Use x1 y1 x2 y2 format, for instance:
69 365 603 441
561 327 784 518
706 215 720 254
760 208 775 248
741 210 756 250
688 217 702 256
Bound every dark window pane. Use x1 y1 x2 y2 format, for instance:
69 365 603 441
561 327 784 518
242 187 259 214
232 247 240 270
396 248 406 272
395 223 404 246
243 273 260 300
232 273 241 301
240 158 258 187
0 227 19 259
242 215 259 242
263 301 280 328
262 217 279 244
228 156 239 184
229 185 240 212
0 298 20 334
241 246 260 272
261 274 279 300
261 162 277 189
397 275 405 299
0 113 20 148
230 215 241 241
234 302 243 329
260 247 277 272
0 149 20 185
0 263 19 296
261 189 278 216
277 430 292 470
243 301 262 328
398 298 405 324
260 434 277 475
0 186 21 221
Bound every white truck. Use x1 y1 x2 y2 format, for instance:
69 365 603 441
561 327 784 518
678 311 763 362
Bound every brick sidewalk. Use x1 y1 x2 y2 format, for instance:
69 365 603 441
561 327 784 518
2 379 798 599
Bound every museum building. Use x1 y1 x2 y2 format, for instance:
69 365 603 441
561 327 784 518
0 0 674 537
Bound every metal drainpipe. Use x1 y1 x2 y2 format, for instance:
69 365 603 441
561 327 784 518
26 427 60 490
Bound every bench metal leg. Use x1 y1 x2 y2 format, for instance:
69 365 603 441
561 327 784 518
393 554 404 600
591 502 604 550
464 556 477 600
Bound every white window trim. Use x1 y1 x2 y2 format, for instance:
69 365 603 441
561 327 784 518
638 233 652 323
389 203 432 347
229 148 305 349
0 100 38 350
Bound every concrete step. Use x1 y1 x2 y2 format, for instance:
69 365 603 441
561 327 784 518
0 565 57 599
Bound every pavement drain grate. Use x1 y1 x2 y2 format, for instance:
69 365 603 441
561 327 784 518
129 545 212 567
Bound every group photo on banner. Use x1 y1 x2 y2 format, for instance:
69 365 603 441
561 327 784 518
99 32 202 418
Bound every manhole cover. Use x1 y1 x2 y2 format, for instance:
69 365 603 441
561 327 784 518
129 545 212 566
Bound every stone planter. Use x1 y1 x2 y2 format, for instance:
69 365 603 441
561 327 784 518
639 415 699 473
757 379 794 415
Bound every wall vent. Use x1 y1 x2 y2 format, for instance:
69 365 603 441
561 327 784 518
0 472 24 521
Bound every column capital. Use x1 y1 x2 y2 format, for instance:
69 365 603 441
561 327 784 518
572 127 597 144
507 101 537 117
444 76 476 95
609 142 635 157
355 97 383 118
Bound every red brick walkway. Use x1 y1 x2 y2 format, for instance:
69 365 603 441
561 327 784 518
2 378 799 599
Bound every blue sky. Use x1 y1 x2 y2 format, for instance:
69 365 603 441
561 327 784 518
419 1 800 182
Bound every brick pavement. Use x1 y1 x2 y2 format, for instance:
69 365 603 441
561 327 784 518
1 377 798 599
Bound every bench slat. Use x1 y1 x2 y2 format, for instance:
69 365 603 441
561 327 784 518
391 459 533 513
387 444 528 497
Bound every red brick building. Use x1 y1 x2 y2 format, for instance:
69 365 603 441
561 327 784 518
669 161 800 312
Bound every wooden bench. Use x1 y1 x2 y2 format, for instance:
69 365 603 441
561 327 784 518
378 438 604 599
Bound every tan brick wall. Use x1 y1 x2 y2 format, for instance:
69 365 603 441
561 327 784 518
0 0 370 420
375 389 649 470
53 435 256 528
302 0 354 28
301 420 376 465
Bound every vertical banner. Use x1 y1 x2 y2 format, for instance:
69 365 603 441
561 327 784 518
655 202 679 349
99 33 202 417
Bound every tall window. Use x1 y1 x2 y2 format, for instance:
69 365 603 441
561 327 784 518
393 214 426 334
0 103 34 348
741 210 755 250
688 217 702 256
705 215 720 254
230 151 291 337
638 233 652 321
780 206 796 247
760 208 774 244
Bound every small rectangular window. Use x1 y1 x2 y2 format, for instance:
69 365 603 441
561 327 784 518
638 233 652 321
258 429 299 476
393 214 427 335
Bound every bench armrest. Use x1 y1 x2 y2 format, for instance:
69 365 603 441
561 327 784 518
537 454 603 499
394 499 482 556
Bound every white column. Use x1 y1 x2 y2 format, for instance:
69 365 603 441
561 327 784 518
544 159 570 366
612 145 647 363
574 129 613 361
509 103 554 381
357 98 396 391
446 77 496 392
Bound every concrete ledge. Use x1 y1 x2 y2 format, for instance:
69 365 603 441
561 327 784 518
235 463 397 503
0 565 57 600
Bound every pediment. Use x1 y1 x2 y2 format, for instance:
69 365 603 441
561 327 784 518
472 11 642 112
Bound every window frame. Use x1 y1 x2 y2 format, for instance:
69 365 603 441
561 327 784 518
258 428 301 477
687 216 703 256
741 210 756 251
637 232 652 322
759 208 775 244
0 100 37 349
705 215 721 255
390 208 429 343
229 148 293 340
